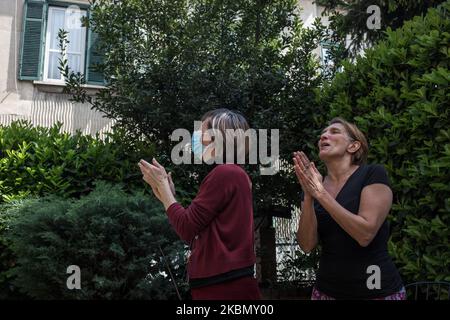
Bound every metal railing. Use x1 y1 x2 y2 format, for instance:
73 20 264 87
405 281 450 300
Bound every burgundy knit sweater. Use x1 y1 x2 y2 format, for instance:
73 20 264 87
166 164 256 279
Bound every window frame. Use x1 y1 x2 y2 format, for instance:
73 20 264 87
42 5 87 83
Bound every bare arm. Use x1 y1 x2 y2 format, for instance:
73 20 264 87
315 183 393 247
297 195 318 253
293 152 319 253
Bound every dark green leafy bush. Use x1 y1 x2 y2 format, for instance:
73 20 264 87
4 182 187 299
0 121 192 298
0 120 155 203
319 2 450 283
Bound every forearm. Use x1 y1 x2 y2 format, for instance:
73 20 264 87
159 182 177 210
316 191 374 246
297 196 318 253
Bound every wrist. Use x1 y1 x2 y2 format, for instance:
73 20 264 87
315 188 328 202
160 182 177 209
303 193 313 202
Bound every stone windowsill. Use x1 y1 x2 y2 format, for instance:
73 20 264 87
33 80 106 94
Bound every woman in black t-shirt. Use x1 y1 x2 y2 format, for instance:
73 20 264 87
293 117 404 300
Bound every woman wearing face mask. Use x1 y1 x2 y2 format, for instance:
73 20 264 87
138 108 261 300
293 118 405 300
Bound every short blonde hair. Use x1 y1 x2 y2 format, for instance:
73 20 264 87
329 117 368 165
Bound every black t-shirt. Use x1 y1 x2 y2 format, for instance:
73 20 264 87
301 164 403 299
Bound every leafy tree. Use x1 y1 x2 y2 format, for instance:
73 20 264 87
63 0 328 216
316 0 446 59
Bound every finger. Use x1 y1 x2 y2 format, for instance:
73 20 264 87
143 167 161 185
150 159 168 178
142 168 158 184
297 165 309 182
298 163 315 186
142 173 157 187
143 174 152 187
299 152 311 167
152 158 163 169
146 164 162 181
294 154 302 166
138 163 151 176
140 159 152 168
311 162 320 175
296 171 310 193
296 155 307 172
139 162 159 181
295 164 309 187
152 158 168 178
294 164 302 180
149 182 161 199
147 177 162 198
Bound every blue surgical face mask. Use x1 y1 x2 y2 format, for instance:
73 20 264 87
192 130 203 159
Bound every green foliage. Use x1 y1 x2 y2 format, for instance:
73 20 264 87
389 215 449 282
316 0 446 59
0 120 155 203
277 248 320 283
4 182 187 299
57 28 91 103
0 120 161 298
319 2 450 283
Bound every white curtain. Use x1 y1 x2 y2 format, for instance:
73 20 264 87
47 8 65 80
66 9 85 74
46 7 86 80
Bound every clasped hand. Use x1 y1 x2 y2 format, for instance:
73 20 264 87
292 151 325 200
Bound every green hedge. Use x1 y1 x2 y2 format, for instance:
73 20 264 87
3 182 187 299
0 121 155 203
319 2 450 283
0 121 157 298
0 121 196 299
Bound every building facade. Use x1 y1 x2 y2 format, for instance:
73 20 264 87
0 0 114 136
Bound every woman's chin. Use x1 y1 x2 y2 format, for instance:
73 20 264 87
318 151 328 159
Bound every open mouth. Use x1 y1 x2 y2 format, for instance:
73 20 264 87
320 142 331 149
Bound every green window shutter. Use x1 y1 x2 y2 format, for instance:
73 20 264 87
19 0 46 80
86 28 105 85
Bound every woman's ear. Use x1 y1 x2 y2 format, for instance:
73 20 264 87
347 140 361 154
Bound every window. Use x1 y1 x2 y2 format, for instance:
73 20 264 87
320 42 343 74
43 6 87 82
19 0 104 85
320 44 334 69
